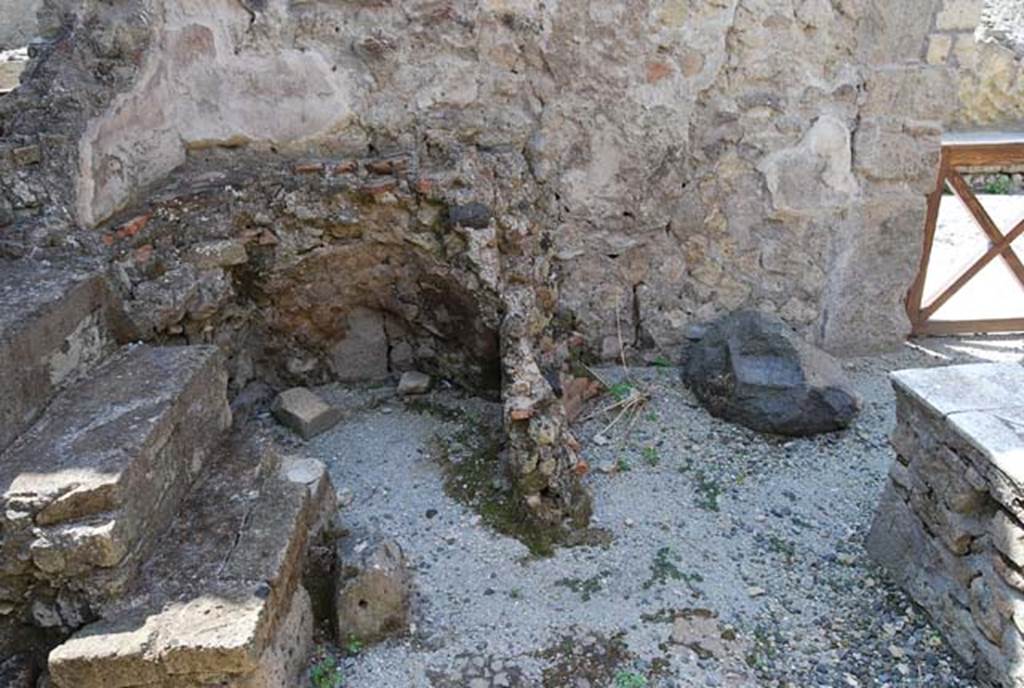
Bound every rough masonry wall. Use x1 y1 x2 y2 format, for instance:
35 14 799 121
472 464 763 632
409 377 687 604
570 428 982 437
4 0 1024 371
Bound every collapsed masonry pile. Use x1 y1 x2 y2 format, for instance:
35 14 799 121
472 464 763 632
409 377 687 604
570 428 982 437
868 363 1024 687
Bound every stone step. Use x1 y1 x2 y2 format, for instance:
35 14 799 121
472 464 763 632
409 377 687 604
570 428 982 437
47 443 336 688
0 344 231 628
0 261 123 452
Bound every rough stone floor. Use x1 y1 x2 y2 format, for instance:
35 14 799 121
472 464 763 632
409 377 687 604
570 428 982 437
270 336 1024 688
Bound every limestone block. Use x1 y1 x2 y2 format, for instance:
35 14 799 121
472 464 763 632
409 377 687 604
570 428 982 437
397 371 432 396
272 388 342 440
861 66 955 122
948 406 1024 522
936 0 983 31
48 444 333 688
0 345 230 623
890 364 1024 419
992 510 1024 568
853 119 942 194
336 535 412 644
758 115 857 217
0 262 120 452
927 33 953 64
329 307 390 383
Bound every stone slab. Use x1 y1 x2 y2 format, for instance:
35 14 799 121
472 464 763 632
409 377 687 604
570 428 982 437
0 345 230 617
47 442 333 687
0 261 121 452
890 363 1024 419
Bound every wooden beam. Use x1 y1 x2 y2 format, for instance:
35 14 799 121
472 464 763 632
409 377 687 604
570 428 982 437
920 217 1024 321
946 170 1024 287
945 142 1024 168
906 152 948 328
912 317 1024 337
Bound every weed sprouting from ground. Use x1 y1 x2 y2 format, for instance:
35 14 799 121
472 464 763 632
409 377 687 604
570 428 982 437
555 571 612 601
412 397 565 557
643 546 704 593
693 470 722 511
309 652 344 688
614 669 649 688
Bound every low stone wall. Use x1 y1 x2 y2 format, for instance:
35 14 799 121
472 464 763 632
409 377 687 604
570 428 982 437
867 363 1024 687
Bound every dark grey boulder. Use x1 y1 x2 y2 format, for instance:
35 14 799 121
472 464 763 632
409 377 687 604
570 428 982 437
682 310 860 436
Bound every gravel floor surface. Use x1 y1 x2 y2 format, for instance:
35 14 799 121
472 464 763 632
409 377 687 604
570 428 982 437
278 336 1024 688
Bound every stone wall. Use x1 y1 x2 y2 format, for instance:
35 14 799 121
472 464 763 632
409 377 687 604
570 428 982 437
4 0 1024 371
0 0 41 50
867 363 1024 687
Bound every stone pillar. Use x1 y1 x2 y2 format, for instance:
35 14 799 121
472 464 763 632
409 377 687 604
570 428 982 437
499 217 592 533
867 363 1024 686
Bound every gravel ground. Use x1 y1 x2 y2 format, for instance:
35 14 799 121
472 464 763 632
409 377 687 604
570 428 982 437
280 335 1024 688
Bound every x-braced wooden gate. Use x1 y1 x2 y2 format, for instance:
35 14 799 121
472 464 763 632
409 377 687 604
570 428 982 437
907 133 1024 337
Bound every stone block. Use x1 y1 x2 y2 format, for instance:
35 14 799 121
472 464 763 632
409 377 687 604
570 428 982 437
948 406 1024 521
927 33 953 64
871 362 1024 686
47 446 333 687
329 307 390 382
336 534 412 645
891 364 1024 419
853 119 942 194
861 66 955 121
0 345 230 623
0 262 121 452
936 0 983 31
272 388 342 440
397 370 432 396
992 510 1024 568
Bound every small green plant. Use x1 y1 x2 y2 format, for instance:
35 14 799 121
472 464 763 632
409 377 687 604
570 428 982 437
509 587 523 599
651 356 672 368
617 457 632 472
343 635 364 656
310 659 344 688
614 670 648 688
555 571 611 601
643 547 703 591
766 535 797 564
608 381 635 402
983 174 1013 195
642 446 660 466
693 470 722 511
